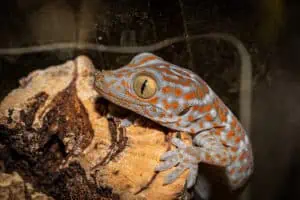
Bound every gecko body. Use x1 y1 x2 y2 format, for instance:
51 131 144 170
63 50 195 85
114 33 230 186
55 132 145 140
94 52 253 193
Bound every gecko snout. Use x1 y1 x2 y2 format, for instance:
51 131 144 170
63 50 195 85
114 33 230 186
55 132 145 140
94 70 116 91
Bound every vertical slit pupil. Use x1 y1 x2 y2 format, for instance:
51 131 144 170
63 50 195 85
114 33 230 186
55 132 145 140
141 79 148 94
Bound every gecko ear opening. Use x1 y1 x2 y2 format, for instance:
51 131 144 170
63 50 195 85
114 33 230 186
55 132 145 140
177 106 192 116
133 74 157 99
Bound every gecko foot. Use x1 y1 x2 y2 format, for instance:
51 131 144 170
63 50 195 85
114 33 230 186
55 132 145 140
106 112 138 128
155 138 200 188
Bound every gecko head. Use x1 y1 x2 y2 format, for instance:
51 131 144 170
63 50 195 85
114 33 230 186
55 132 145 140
94 53 207 127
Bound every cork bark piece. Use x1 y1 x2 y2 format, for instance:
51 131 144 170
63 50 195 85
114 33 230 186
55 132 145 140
0 56 192 200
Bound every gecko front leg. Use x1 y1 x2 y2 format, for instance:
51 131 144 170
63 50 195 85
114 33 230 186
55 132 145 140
155 129 232 188
106 103 140 128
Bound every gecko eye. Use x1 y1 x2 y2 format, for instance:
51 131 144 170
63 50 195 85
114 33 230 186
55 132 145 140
133 75 157 99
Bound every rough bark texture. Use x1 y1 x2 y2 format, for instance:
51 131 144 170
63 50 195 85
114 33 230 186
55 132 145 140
0 56 193 200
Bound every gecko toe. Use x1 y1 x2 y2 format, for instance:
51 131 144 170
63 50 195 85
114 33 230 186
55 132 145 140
164 164 186 185
155 158 179 171
186 165 198 188
171 138 187 149
160 150 178 161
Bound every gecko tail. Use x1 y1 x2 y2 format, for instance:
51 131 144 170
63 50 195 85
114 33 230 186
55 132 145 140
193 174 211 200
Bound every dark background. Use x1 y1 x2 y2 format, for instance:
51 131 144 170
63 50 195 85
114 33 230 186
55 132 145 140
0 0 300 200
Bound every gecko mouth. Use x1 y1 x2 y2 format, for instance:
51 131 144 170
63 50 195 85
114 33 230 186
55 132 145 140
100 90 133 108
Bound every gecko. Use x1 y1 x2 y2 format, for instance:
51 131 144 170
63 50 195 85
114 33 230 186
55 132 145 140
93 51 253 196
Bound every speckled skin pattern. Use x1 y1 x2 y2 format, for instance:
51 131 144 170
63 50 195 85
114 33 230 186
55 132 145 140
94 52 253 190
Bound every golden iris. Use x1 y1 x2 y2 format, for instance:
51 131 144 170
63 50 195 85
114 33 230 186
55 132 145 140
133 75 157 99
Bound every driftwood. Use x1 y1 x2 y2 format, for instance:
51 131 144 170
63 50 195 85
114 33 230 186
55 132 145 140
0 56 193 200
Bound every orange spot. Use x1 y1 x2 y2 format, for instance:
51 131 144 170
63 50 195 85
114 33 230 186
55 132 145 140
230 146 238 153
205 113 213 121
168 102 179 110
215 129 221 136
196 87 205 98
219 107 227 122
198 121 204 128
227 130 235 139
162 99 170 110
192 106 200 111
162 86 172 94
174 88 183 97
149 97 159 104
205 104 213 112
184 92 196 101
190 128 196 134
188 115 194 122
203 85 209 94
231 118 237 128
239 151 247 160
121 80 128 88
198 104 212 113
212 122 220 127
116 73 123 78
175 118 182 126
212 98 218 107
235 136 242 144
231 155 237 162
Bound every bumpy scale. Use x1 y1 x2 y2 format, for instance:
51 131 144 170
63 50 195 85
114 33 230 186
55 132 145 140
94 52 253 192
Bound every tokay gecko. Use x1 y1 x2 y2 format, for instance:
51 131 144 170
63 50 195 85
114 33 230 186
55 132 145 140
94 52 253 196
